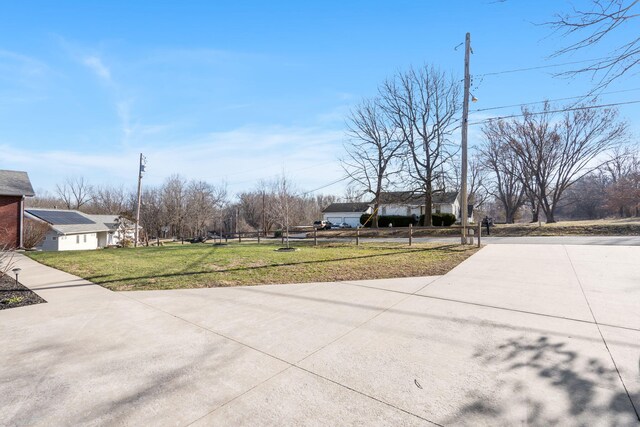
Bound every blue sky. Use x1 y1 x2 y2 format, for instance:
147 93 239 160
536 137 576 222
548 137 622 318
1 1 638 197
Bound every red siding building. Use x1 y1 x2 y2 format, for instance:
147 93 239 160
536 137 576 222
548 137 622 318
0 170 35 249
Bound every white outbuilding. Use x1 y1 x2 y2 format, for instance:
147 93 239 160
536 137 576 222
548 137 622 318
321 203 372 228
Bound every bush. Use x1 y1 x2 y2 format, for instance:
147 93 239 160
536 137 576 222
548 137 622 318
274 229 283 238
359 215 417 228
419 213 456 226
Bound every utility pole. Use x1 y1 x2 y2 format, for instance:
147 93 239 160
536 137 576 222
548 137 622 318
134 153 146 248
460 32 471 244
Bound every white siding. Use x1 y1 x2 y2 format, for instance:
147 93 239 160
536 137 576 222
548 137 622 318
322 212 368 227
379 204 421 216
57 233 99 251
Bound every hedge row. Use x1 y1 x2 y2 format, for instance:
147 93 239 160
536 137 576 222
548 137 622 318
360 213 456 227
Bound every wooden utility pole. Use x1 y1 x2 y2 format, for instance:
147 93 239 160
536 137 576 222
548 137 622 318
134 153 145 248
460 33 471 244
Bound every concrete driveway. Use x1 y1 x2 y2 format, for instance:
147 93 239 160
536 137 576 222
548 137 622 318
1 244 639 426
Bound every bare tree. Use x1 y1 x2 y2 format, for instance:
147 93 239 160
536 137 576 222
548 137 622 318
548 0 639 89
91 185 130 215
55 176 94 210
499 103 628 222
342 98 402 227
0 227 16 276
185 180 227 237
480 122 527 223
270 174 296 248
22 217 50 249
380 65 461 225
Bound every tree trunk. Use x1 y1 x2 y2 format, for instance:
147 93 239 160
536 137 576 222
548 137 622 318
423 191 432 226
372 202 379 228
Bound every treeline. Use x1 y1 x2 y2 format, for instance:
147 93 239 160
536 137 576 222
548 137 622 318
27 174 337 240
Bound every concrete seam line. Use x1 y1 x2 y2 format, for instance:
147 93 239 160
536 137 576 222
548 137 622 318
563 245 640 422
183 365 294 427
120 293 439 426
291 365 443 426
339 279 640 333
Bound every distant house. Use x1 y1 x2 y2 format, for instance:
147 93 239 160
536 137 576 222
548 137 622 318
0 170 35 248
25 209 139 251
322 203 373 228
373 191 471 221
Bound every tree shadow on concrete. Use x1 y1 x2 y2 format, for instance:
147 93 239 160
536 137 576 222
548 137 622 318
444 335 639 425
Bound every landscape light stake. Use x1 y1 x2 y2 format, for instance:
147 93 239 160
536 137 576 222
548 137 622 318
12 267 21 287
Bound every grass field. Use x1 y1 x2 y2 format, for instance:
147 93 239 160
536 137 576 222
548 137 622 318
25 241 478 291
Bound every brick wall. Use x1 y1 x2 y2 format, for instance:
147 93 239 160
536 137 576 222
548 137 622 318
0 195 21 248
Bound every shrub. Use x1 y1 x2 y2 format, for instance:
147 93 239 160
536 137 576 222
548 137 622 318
419 213 456 226
274 229 283 238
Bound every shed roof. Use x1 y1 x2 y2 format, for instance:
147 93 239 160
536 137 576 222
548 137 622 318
0 170 35 197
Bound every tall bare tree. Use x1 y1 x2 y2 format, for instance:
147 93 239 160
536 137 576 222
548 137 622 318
498 103 627 222
548 0 639 89
342 98 402 227
56 176 93 210
380 65 461 225
481 122 527 223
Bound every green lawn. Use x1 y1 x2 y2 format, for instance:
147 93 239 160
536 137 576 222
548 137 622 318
25 241 478 291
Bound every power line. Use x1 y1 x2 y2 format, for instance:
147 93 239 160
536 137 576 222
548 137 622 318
469 87 640 114
474 56 617 78
468 99 640 126
301 176 350 195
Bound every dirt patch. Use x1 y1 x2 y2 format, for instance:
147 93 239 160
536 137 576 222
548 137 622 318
0 273 46 310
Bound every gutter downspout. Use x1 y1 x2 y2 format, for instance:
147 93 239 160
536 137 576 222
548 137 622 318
19 196 24 248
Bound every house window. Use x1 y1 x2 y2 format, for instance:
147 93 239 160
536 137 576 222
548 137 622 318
381 207 387 215
52 236 57 241
76 235 80 244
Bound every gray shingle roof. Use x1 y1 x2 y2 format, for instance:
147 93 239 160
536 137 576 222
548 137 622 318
0 170 35 197
373 191 459 205
322 202 371 213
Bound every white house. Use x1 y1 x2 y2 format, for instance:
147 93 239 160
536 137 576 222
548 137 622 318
25 209 139 251
322 203 373 228
373 191 471 221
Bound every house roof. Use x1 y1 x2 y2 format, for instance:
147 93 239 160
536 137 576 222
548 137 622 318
432 191 460 205
26 209 112 235
322 202 371 213
0 170 35 197
374 191 459 205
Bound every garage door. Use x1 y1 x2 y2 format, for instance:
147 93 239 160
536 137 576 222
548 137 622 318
343 216 361 227
326 216 343 224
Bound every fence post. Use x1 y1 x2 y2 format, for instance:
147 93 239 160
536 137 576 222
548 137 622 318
477 222 481 248
257 230 261 244
225 234 228 243
409 224 413 246
314 228 317 246
238 233 242 243
356 228 360 246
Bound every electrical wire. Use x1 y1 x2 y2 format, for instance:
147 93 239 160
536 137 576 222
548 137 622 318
469 87 640 114
474 56 618 78
468 99 640 126
301 176 350 195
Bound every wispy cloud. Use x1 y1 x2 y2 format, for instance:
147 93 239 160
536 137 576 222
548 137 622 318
0 125 345 194
82 55 112 82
